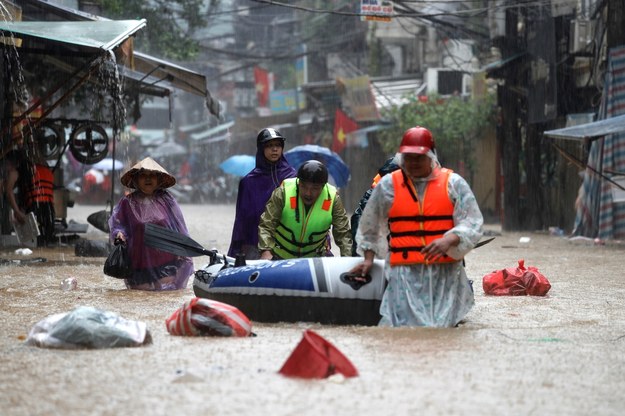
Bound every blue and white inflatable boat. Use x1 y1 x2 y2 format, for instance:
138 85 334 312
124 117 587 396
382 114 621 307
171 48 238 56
193 255 386 326
140 223 384 325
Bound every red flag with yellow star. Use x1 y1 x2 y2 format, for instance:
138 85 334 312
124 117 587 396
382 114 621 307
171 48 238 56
332 109 358 153
254 66 270 107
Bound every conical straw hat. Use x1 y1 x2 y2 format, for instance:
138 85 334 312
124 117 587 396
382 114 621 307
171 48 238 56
121 157 176 189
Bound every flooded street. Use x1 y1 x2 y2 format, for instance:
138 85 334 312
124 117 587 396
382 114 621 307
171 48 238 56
1 203 625 415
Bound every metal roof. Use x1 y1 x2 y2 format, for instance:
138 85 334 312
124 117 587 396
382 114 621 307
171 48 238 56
301 76 424 113
0 20 146 52
9 0 219 117
132 52 217 110
482 52 527 79
0 19 171 98
543 114 625 140
29 53 172 98
190 120 235 141
371 78 425 110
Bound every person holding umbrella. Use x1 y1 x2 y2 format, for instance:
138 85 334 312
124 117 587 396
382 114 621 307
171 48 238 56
109 157 194 290
258 160 352 259
227 128 296 259
349 126 483 327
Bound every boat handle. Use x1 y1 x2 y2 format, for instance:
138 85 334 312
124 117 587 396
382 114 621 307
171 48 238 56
340 272 372 290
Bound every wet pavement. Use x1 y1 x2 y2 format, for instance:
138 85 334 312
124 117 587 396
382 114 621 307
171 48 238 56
1 203 624 415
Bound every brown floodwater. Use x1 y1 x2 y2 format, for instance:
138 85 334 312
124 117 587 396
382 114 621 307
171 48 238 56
1 204 625 415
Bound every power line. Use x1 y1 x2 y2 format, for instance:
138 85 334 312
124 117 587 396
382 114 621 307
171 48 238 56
246 0 558 19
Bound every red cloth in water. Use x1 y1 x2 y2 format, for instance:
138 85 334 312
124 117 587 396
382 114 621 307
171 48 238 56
482 259 551 296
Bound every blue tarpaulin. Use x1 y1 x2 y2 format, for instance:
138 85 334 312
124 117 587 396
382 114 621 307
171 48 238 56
564 46 625 240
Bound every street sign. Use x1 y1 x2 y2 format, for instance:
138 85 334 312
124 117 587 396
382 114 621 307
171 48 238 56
360 0 393 22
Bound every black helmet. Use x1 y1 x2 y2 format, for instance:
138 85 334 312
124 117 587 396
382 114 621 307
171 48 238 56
257 128 285 147
297 160 328 184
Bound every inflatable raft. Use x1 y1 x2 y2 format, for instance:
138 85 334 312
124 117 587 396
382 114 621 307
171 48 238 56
193 255 386 326
145 223 495 325
141 223 385 325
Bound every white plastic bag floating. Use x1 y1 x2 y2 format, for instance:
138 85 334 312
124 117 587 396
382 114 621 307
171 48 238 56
26 306 151 349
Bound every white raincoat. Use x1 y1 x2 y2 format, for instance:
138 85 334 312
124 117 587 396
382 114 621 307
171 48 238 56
356 154 483 327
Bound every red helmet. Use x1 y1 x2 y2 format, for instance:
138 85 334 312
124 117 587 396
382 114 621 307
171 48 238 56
398 126 434 154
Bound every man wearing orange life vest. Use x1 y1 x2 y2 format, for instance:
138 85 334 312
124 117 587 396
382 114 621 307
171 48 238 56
350 126 483 327
23 139 56 246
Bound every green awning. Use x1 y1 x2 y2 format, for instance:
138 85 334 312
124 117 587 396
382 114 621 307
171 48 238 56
0 19 146 52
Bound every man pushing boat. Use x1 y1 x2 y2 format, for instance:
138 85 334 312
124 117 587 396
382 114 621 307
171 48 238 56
349 126 484 327
257 160 352 260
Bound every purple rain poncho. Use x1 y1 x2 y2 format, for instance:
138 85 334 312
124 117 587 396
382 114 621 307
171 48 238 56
227 146 296 258
109 190 194 290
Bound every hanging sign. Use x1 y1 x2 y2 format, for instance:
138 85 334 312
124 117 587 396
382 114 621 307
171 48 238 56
360 0 393 22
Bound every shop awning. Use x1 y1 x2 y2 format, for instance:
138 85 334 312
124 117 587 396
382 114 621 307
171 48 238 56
0 20 170 96
482 52 527 77
114 65 173 98
0 20 146 52
543 114 625 141
0 19 220 115
133 52 204 98
133 52 220 117
7 0 220 117
179 120 212 134
0 19 168 123
35 53 171 98
190 120 234 141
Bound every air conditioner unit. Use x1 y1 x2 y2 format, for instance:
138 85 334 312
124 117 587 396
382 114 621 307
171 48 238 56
551 0 576 17
426 68 466 95
572 57 595 87
570 20 594 54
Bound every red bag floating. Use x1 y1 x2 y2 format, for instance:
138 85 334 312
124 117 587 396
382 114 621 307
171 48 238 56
279 330 358 379
482 259 551 296
166 298 252 337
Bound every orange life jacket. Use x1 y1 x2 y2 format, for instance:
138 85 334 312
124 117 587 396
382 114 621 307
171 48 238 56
388 168 455 265
25 164 54 208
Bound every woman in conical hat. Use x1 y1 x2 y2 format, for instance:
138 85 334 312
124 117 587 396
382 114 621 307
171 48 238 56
109 157 193 290
119 157 177 190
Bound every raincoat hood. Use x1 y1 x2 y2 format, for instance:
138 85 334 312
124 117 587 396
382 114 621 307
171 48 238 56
252 139 294 180
227 140 297 257
395 151 442 183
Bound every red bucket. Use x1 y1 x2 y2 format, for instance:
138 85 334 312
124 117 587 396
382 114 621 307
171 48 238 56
278 329 359 379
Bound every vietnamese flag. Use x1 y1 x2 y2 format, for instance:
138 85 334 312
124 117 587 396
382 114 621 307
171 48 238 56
254 66 270 107
332 109 358 153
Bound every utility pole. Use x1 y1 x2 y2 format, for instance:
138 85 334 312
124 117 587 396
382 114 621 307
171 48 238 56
607 0 625 48
498 4 522 230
